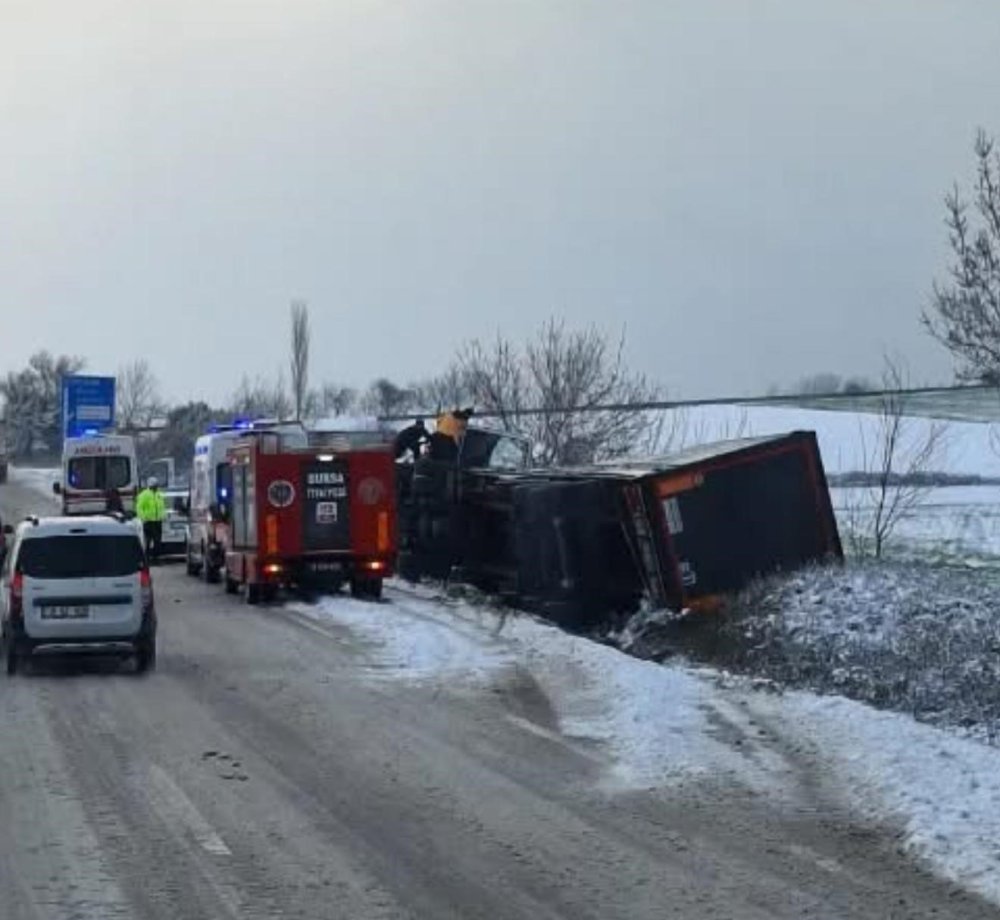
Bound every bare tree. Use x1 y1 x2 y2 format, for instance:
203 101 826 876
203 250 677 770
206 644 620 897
319 384 357 417
798 372 843 395
117 359 165 430
412 367 470 414
231 373 292 420
361 378 417 418
924 129 1000 382
459 319 663 466
290 300 310 421
0 351 85 457
843 358 948 558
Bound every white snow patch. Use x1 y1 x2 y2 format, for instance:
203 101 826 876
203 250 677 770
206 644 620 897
673 404 1000 477
294 594 511 680
298 581 1000 903
8 466 60 508
301 586 794 793
776 691 1000 904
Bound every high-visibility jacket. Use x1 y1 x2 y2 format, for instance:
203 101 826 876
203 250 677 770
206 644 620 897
136 488 166 523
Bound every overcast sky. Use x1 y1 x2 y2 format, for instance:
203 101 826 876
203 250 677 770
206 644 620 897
1 0 998 405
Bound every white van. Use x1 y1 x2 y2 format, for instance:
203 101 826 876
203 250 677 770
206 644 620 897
0 515 156 674
55 434 139 516
186 422 307 581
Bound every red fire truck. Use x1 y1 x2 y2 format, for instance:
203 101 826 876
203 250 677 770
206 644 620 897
222 434 397 603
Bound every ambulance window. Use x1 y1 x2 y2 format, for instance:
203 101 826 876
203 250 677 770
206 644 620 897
68 456 131 490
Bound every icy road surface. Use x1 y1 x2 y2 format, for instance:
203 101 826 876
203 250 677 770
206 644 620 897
1 483 997 918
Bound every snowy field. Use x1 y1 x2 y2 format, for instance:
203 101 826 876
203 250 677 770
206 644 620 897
668 403 1000 476
295 584 1000 906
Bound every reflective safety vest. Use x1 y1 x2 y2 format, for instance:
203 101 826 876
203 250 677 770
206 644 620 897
136 488 166 522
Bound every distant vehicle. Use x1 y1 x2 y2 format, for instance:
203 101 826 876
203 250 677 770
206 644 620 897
160 488 190 558
54 433 139 516
0 516 157 675
186 421 308 582
221 435 397 602
142 456 188 491
309 415 394 451
0 421 8 485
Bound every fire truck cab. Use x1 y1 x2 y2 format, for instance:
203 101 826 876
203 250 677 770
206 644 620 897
186 421 308 582
222 435 396 603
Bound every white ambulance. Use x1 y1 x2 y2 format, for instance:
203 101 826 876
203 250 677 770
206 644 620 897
54 433 139 516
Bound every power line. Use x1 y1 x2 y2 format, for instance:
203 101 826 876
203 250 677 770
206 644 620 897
380 383 998 422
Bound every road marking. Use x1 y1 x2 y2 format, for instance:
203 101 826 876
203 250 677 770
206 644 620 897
504 714 607 766
147 765 232 856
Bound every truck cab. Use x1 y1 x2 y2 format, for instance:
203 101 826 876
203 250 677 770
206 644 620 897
54 434 139 516
185 421 308 582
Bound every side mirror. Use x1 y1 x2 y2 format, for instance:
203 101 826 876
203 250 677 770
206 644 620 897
52 482 62 495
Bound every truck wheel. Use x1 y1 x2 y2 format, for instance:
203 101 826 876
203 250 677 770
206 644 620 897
136 636 157 674
351 578 382 601
202 547 220 584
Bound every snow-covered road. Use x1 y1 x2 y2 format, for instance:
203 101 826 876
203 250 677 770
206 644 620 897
300 582 1000 906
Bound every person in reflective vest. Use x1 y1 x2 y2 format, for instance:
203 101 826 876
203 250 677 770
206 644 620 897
136 477 166 562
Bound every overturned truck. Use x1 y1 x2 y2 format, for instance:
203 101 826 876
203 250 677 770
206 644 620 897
398 431 842 629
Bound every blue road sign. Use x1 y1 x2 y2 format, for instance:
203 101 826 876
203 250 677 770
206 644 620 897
61 375 116 439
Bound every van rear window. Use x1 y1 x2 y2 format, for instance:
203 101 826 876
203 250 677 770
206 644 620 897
17 535 143 579
68 456 131 490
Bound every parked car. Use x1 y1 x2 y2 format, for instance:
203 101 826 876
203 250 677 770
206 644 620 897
160 488 190 558
0 516 157 674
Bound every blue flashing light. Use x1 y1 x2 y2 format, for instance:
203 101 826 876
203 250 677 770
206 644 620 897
219 487 229 499
82 428 99 437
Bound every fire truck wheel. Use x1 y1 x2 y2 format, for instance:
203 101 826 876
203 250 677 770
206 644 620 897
351 578 383 601
203 558 220 585
245 583 261 605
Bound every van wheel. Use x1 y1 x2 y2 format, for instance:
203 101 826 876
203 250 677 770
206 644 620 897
136 635 157 674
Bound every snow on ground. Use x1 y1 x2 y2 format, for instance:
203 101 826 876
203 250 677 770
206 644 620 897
8 466 60 509
769 690 1000 904
673 403 1000 477
832 484 1000 562
296 582 1000 904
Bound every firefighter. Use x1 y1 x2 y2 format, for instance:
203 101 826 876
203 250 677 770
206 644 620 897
429 408 473 462
394 418 428 461
136 476 166 563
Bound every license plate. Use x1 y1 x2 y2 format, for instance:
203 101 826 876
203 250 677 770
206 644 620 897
41 605 89 620
307 561 342 573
